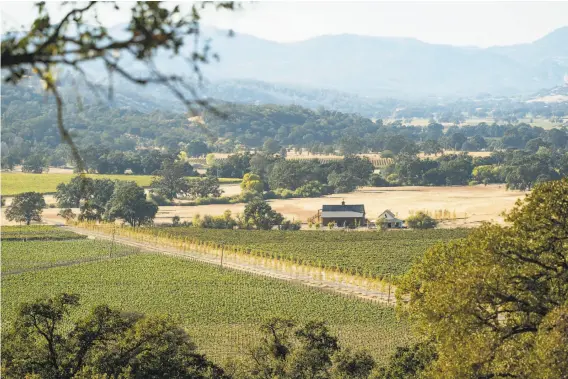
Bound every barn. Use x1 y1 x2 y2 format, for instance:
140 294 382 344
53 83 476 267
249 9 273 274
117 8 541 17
320 201 366 227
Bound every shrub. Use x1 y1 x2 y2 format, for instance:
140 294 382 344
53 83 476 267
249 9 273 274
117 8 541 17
149 192 172 206
205 153 216 166
369 173 390 187
192 210 237 229
263 191 279 200
237 191 263 203
406 211 437 229
386 173 400 185
293 181 324 197
274 188 294 199
194 196 233 206
377 218 389 231
279 220 302 231
241 173 264 193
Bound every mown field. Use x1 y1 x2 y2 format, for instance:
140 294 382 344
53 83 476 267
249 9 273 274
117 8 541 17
0 173 241 196
103 226 469 279
2 229 412 363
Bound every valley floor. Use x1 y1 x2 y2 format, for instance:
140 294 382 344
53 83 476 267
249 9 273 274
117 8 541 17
131 184 526 228
1 184 526 228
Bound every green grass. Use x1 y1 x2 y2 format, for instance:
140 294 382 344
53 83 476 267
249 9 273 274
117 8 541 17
2 242 412 363
1 225 86 241
0 173 241 196
1 239 138 273
138 227 470 279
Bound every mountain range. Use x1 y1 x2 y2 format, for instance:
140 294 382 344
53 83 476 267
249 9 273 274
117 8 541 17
5 25 567 116
189 26 568 99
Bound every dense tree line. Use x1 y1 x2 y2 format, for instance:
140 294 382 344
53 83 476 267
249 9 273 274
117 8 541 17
382 148 568 190
209 153 374 196
210 146 567 194
55 178 157 226
202 104 567 154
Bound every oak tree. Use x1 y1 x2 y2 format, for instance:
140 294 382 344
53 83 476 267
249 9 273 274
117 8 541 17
398 178 568 378
5 192 46 225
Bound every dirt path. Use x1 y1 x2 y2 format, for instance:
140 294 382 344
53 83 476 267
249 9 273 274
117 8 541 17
61 225 398 306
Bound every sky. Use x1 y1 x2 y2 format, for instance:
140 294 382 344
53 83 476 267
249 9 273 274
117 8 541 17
1 1 568 48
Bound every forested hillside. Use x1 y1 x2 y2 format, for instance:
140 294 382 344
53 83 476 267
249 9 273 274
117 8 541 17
2 80 568 172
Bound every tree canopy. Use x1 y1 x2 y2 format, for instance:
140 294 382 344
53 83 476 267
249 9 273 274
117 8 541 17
151 160 196 200
105 181 158 226
1 293 226 379
5 192 46 225
397 178 568 378
244 199 284 230
405 212 437 229
2 294 380 379
242 317 375 379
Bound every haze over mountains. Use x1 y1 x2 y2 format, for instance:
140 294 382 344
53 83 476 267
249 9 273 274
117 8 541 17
4 25 567 116
193 26 568 99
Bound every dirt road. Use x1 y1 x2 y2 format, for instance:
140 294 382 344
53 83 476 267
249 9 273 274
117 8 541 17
61 224 398 306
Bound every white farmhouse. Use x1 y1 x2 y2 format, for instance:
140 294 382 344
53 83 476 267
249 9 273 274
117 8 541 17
376 210 404 228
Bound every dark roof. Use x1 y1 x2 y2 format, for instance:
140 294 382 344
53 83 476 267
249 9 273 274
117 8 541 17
321 211 365 219
322 204 365 213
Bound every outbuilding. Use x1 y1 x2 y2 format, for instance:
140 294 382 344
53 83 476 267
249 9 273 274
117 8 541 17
320 201 366 227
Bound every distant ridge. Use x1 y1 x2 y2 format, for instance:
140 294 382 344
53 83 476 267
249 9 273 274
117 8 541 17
4 24 567 106
186 25 568 98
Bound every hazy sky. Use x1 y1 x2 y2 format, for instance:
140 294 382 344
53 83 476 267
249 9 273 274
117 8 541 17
2 1 568 47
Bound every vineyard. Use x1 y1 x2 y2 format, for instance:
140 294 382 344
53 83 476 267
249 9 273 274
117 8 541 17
286 156 393 167
1 225 87 241
2 239 139 274
74 223 469 280
2 229 413 363
0 173 241 196
190 154 394 168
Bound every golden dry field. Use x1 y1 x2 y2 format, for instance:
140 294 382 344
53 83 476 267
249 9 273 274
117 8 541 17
2 184 526 228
